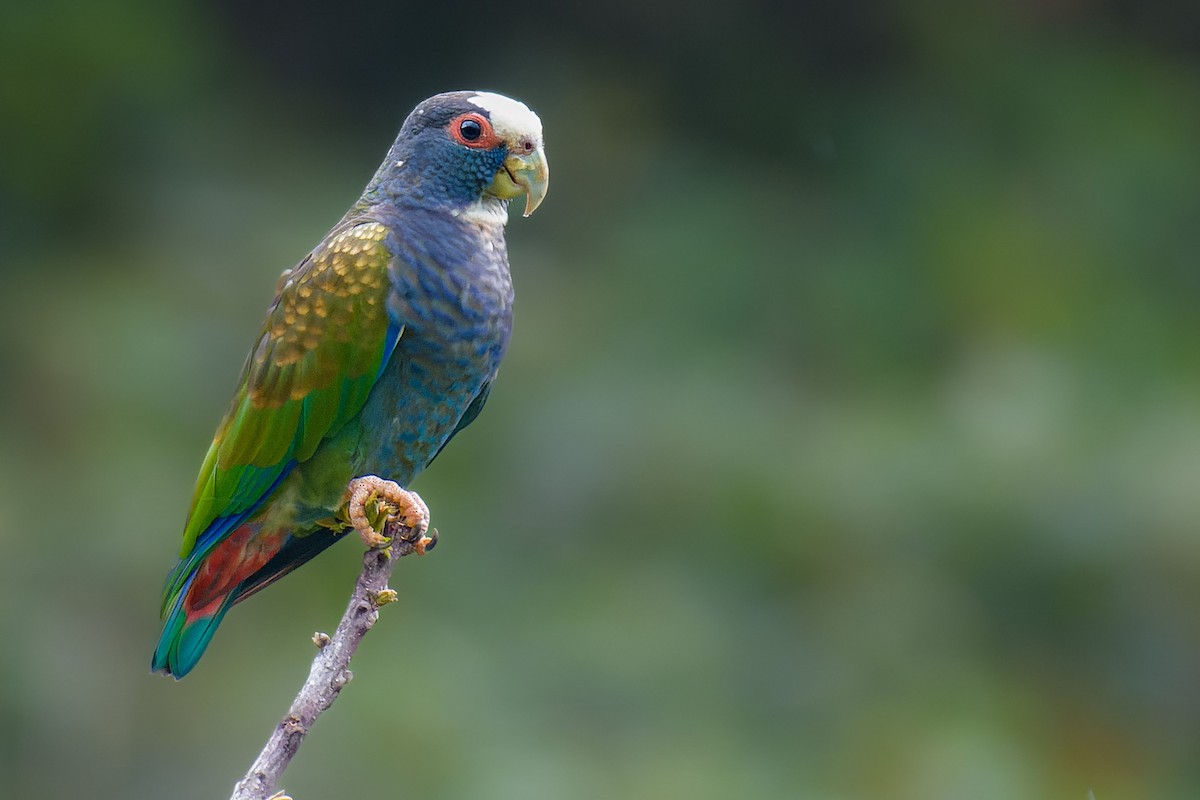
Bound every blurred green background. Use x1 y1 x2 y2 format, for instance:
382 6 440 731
2 1 1200 798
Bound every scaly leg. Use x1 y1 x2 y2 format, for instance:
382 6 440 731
344 475 431 551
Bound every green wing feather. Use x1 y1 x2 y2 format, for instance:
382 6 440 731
163 221 399 610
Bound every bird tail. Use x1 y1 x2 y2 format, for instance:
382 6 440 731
152 575 238 679
152 522 286 678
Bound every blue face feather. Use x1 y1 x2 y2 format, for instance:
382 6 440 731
410 136 509 209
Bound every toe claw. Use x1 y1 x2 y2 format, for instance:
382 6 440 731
415 528 438 555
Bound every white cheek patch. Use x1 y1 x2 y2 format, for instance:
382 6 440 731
468 92 543 145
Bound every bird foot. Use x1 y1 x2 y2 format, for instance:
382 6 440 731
344 475 430 550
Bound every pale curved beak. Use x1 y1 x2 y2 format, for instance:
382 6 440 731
488 145 549 217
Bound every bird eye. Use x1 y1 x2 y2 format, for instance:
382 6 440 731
459 119 482 141
448 112 497 148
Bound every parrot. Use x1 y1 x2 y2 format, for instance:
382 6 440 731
152 91 548 678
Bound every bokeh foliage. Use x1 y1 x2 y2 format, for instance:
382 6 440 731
2 1 1199 798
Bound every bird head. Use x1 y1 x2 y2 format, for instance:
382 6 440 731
378 91 548 218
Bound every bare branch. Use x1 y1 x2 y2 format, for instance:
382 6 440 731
230 478 435 800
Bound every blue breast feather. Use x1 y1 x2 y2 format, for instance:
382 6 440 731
352 206 514 483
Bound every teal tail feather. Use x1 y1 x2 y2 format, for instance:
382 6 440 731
151 576 238 679
151 525 342 678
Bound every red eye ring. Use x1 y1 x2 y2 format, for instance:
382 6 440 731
449 112 500 149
